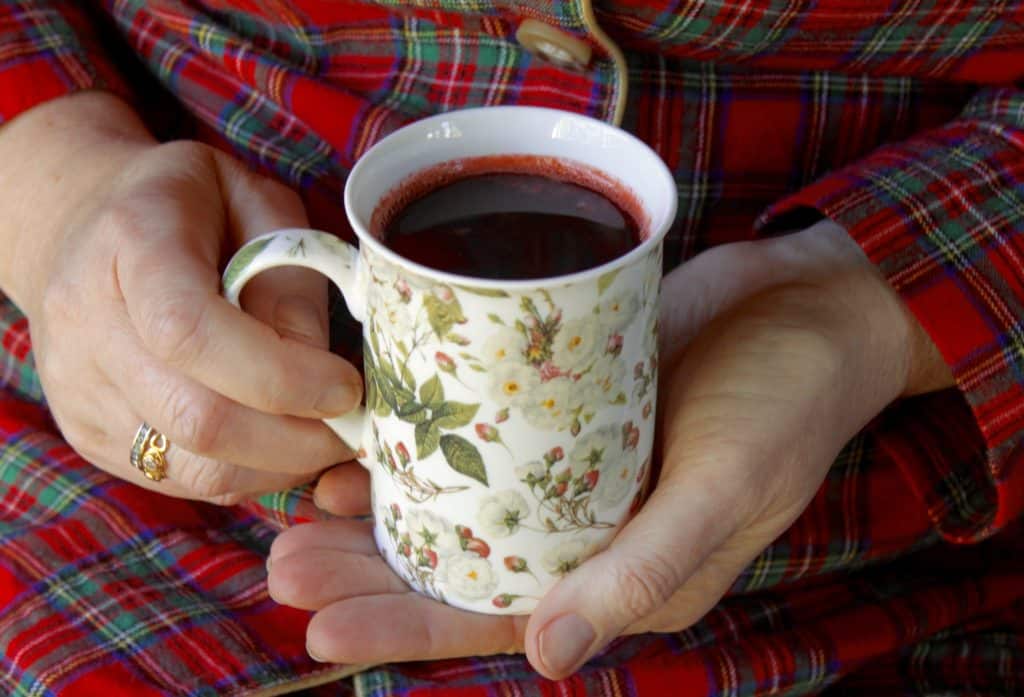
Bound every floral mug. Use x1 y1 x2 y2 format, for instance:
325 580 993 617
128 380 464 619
222 106 677 614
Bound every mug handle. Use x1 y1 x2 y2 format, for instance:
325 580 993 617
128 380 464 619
221 228 370 464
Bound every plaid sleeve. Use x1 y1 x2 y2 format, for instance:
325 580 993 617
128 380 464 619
0 1 131 124
760 87 1024 543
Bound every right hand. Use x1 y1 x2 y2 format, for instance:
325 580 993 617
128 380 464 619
0 93 364 504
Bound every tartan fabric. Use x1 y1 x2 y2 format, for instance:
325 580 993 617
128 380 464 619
347 528 1024 697
0 291 41 406
598 0 1024 82
0 1 130 121
761 87 1024 543
1 0 1023 695
0 387 355 697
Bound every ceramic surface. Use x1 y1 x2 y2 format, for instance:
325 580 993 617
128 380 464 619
223 107 677 614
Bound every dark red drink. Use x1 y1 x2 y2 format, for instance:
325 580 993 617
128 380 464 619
373 156 644 280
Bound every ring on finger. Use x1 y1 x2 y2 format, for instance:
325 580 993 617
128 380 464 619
130 422 170 482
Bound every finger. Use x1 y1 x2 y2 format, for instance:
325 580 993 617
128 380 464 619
120 242 361 418
112 178 361 419
216 159 332 351
268 548 409 610
626 532 766 635
159 439 315 503
306 594 527 664
269 519 378 562
241 267 330 349
524 462 742 679
659 220 871 361
312 463 371 516
65 382 313 503
105 321 353 472
214 151 310 250
525 287 857 678
49 378 209 500
659 241 775 360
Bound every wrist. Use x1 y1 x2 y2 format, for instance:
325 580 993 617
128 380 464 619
0 91 155 311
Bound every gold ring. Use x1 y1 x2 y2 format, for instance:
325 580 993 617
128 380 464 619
130 422 170 482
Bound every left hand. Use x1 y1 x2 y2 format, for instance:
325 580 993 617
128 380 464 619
266 221 952 677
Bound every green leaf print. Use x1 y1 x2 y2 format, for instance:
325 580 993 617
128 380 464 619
376 357 400 388
396 401 429 424
374 378 397 413
222 237 272 290
400 361 417 391
372 385 393 417
362 349 385 416
312 230 353 259
393 385 416 410
423 294 467 340
433 401 480 430
419 375 445 410
415 421 441 459
597 268 621 295
369 325 383 361
364 365 379 410
440 434 488 486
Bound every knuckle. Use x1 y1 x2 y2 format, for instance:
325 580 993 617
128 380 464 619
141 294 208 367
207 492 247 506
611 553 680 620
161 383 227 455
176 457 237 499
151 140 216 174
97 199 147 243
39 277 78 326
156 139 208 158
255 370 297 414
34 342 64 388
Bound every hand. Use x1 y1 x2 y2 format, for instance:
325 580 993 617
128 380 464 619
266 220 952 676
0 93 363 503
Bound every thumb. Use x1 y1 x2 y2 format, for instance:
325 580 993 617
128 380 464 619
216 155 330 350
659 220 852 361
524 467 739 679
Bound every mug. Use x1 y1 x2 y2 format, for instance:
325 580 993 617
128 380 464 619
222 106 677 614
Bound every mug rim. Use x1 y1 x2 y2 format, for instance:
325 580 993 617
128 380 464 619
343 105 677 290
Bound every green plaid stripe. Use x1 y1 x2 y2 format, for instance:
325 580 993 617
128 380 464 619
621 53 972 262
0 294 42 406
734 436 875 592
362 0 588 30
344 12 621 160
0 432 297 696
607 0 1020 74
906 629 1022 694
848 0 1009 72
5 0 97 87
0 432 102 527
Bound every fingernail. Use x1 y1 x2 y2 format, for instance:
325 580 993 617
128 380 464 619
265 556 272 573
538 613 596 677
274 295 326 346
312 485 328 512
307 643 329 663
316 383 356 416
